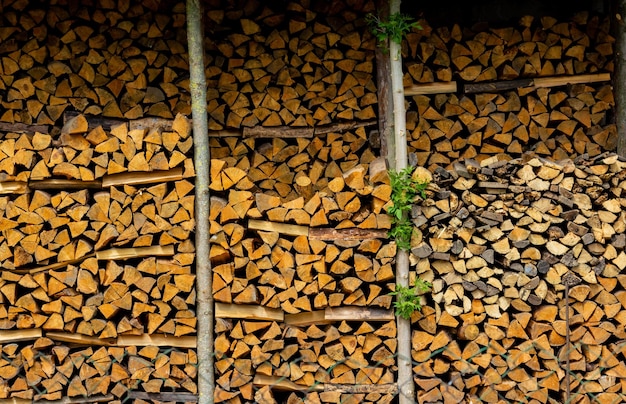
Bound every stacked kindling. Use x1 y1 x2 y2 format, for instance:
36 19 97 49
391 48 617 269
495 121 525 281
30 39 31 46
214 318 397 403
0 0 377 129
207 131 394 313
410 153 626 403
404 13 615 169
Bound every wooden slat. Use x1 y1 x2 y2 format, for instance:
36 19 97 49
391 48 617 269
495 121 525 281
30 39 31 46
45 332 115 346
0 181 28 194
248 219 309 237
215 302 284 321
285 306 394 326
29 179 102 190
95 245 175 261
102 168 184 187
464 73 611 94
0 328 42 343
404 81 458 96
126 392 198 403
117 334 196 348
253 374 324 392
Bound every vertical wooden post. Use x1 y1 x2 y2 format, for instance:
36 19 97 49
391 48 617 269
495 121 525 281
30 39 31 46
616 1 626 156
187 1 214 403
387 0 415 403
376 0 394 163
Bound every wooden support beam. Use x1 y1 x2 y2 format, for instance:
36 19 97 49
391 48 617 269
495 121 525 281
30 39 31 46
95 245 175 261
404 81 458 96
464 73 611 94
117 334 196 348
0 122 49 134
0 329 42 343
0 181 28 194
285 306 394 326
102 167 184 187
215 302 284 321
126 392 198 403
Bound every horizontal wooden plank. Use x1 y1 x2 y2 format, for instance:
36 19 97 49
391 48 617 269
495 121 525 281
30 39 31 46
29 179 102 190
45 332 114 346
102 167 184 187
464 73 611 94
285 306 394 326
404 81 457 96
309 227 388 240
117 334 196 348
0 122 49 134
248 219 309 237
95 245 175 261
126 392 198 403
35 395 115 404
215 302 284 322
253 374 324 392
0 181 28 194
0 328 42 343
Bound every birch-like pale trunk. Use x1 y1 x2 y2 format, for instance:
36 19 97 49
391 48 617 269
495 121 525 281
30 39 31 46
187 1 214 403
388 0 415 403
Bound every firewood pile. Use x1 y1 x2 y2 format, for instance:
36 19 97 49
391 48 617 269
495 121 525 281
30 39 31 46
0 115 198 402
404 13 616 169
0 0 378 130
215 317 398 403
410 152 626 403
209 128 395 314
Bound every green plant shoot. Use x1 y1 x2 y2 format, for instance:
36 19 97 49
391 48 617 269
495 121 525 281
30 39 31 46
388 167 428 250
390 278 432 319
365 12 420 49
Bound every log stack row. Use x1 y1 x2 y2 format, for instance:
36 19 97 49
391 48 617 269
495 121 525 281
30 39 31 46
0 337 197 402
405 13 615 169
0 115 198 402
215 317 397 403
0 0 378 129
409 152 626 403
405 13 613 84
207 130 395 314
0 0 191 125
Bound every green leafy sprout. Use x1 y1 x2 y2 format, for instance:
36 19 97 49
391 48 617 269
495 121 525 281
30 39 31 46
365 12 420 47
390 279 432 319
387 167 428 251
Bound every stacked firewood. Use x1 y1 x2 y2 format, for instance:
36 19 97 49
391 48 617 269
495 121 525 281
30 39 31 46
408 83 615 170
405 13 613 84
0 0 191 125
404 13 615 169
207 131 395 313
409 152 626 403
0 114 198 401
0 0 377 129
0 336 197 402
0 114 193 270
214 318 397 403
